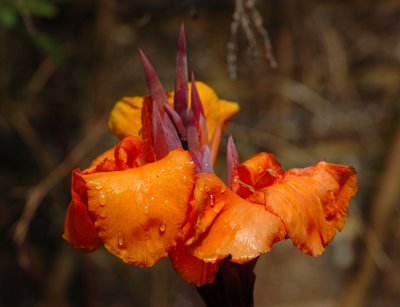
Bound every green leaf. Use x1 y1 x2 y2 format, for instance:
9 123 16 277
22 0 58 18
0 7 18 29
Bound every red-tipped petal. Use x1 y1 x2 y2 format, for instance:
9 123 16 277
174 23 189 126
63 171 100 251
227 135 239 189
140 96 157 164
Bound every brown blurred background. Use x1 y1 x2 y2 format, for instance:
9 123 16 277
1 0 400 306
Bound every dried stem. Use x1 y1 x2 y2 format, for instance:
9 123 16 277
13 119 107 248
340 123 400 307
228 0 277 79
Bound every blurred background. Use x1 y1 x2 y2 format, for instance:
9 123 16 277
1 0 400 306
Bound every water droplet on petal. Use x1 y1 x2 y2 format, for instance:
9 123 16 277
209 194 215 207
143 204 150 215
95 182 102 190
118 235 125 247
98 191 107 206
159 222 166 232
220 184 226 193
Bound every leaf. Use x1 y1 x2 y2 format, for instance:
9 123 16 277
22 0 58 18
0 6 18 29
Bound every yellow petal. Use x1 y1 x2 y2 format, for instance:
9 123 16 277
168 81 239 144
108 96 143 139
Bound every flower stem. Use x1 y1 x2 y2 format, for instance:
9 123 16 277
196 258 258 307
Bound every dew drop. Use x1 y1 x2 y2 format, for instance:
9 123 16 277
209 194 215 207
118 236 125 247
143 204 150 215
159 222 166 232
94 181 102 190
220 185 226 193
98 191 107 206
186 237 195 246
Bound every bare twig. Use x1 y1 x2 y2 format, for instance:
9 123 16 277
10 107 55 173
13 119 107 248
340 123 400 307
228 0 277 79
15 0 37 35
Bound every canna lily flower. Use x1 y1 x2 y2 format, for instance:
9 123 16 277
63 24 358 303
63 25 240 273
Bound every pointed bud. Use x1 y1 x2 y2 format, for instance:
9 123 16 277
190 73 209 147
152 99 185 159
174 23 189 126
164 103 187 141
139 49 182 157
227 135 239 189
139 49 169 112
187 73 212 173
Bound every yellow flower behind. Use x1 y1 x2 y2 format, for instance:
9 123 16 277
108 82 239 146
108 96 143 140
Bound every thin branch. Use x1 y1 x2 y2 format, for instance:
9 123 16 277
340 123 400 307
228 0 277 79
13 119 107 247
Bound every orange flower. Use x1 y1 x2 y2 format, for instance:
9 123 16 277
210 139 358 258
63 25 358 290
168 146 356 285
63 136 197 266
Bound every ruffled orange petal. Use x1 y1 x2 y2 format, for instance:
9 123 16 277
287 162 358 238
248 162 357 256
170 242 220 286
63 136 147 251
83 149 196 267
187 174 286 264
63 171 100 251
235 152 283 197
88 136 146 172
108 97 143 139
